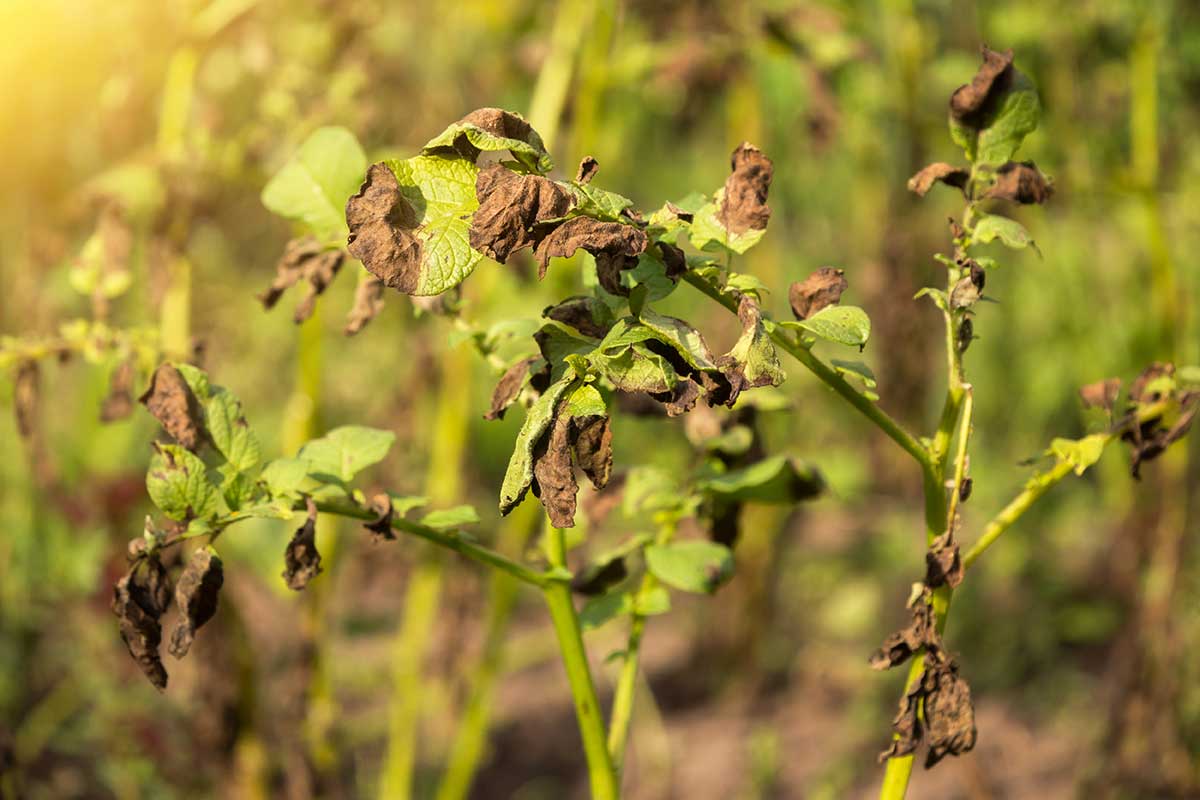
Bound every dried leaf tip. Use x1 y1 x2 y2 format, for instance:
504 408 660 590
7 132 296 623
950 46 1015 125
789 267 847 320
718 142 773 234
346 163 423 294
139 363 205 452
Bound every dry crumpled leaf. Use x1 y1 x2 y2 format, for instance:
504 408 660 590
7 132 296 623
717 143 773 233
984 161 1053 205
13 360 39 440
879 677 925 762
925 528 963 589
575 156 599 184
789 267 847 320
1129 362 1173 404
949 261 985 309
922 660 978 768
572 414 613 489
364 493 395 542
100 359 136 422
169 547 224 659
112 556 172 690
533 216 648 282
259 236 345 323
956 317 975 354
1079 377 1121 413
485 357 539 421
432 108 544 163
1120 365 1198 479
283 498 322 590
651 379 703 417
718 295 783 407
532 406 578 528
346 163 423 293
907 163 970 197
469 164 575 264
544 296 613 339
139 363 205 452
869 586 936 671
344 274 386 336
949 47 1015 125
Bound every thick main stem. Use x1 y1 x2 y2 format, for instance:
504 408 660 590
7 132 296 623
542 523 620 800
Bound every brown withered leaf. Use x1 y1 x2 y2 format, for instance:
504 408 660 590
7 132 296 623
433 108 543 162
1129 362 1174 404
1123 391 1198 479
112 557 172 690
13 360 39 440
984 161 1053 205
572 414 613 489
283 498 322 590
168 547 223 659
949 275 981 310
925 528 963 589
717 142 773 234
544 296 613 339
879 679 925 762
100 359 136 422
576 156 599 184
346 163 423 293
532 406 578 528
485 357 539 421
949 47 1015 126
657 241 688 280
789 267 847 320
364 493 395 542
139 363 205 452
258 237 345 323
344 274 386 336
923 660 978 768
956 317 975 354
470 164 575 265
907 163 970 197
870 587 937 670
959 477 973 503
650 379 703 417
533 216 648 281
1080 377 1121 413
570 555 627 595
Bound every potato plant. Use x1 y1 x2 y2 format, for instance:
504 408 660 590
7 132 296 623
100 48 1198 799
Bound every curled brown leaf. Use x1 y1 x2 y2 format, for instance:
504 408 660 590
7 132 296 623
789 267 847 320
364 493 395 542
870 586 936 671
575 156 599 184
259 237 345 323
949 46 1015 126
344 274 386 336
139 363 205 452
533 216 648 282
485 357 539 421
572 414 613 489
1079 377 1121 413
283 498 322 590
112 557 172 690
717 142 773 233
925 528 963 589
922 660 978 768
168 547 223 659
984 161 1053 205
470 164 575 264
907 163 970 197
532 406 578 528
346 163 423 294
544 296 613 339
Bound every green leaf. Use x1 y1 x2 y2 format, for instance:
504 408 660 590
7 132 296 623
298 426 395 482
579 587 671 632
569 182 634 221
972 214 1035 251
636 312 718 371
220 467 259 511
634 586 671 616
146 444 219 521
422 110 552 173
645 540 734 594
262 127 367 243
697 455 825 504
1048 434 1107 476
565 383 606 418
788 305 871 347
174 363 211 401
593 344 677 394
382 155 484 296
420 505 480 530
499 376 575 514
689 193 767 254
951 70 1040 166
1178 366 1200 387
830 359 880 401
205 389 261 473
261 457 310 498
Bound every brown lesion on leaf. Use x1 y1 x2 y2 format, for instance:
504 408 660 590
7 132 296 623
949 46 1015 127
543 296 614 339
139 363 206 452
789 267 847 320
925 527 964 589
168 547 223 659
572 413 613 490
485 356 540 421
435 108 545 163
344 274 386 336
364 493 395 542
469 164 575 265
907 163 970 198
533 216 648 284
1080 377 1121 414
983 161 1053 205
531 404 579 528
346 163 423 294
100 359 137 422
112 555 173 690
575 156 599 185
259 236 346 323
283 498 322 590
870 585 936 671
717 142 773 234
1118 363 1199 479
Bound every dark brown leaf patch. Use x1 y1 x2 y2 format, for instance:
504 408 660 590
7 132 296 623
984 161 1053 205
168 548 223 659
531 406 578 528
925 528 963 589
470 164 575 265
879 679 924 762
533 216 648 282
650 379 703 417
346 163 423 294
344 275 386 336
907 163 970 197
485 357 539 421
259 237 345 323
870 587 936 671
112 557 172 690
572 414 613 489
100 359 136 422
956 317 975 354
575 156 599 184
441 108 543 162
657 241 688 280
1129 362 1174 404
922 660 978 768
544 296 613 339
717 142 773 234
949 47 1015 126
139 363 205 452
789 267 847 320
283 498 322 590
1080 378 1121 413
13 360 39 440
364 493 395 542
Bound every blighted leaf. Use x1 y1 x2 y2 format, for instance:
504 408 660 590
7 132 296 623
984 161 1053 204
364 493 395 542
598 345 679 395
347 156 483 297
907 163 969 197
262 126 367 242
869 587 936 671
544 295 615 339
949 47 1040 166
1048 434 1107 476
972 214 1035 251
532 406 579 528
258 237 345 323
950 47 1013 123
139 363 206 451
1129 362 1175 404
168 547 223 659
925 528 963 589
1080 378 1121 413
469 164 574 264
791 305 872 347
298 425 395 482
1120 376 1198 478
576 156 599 184
721 295 785 404
13 360 39 440
789 268 847 320
923 661 978 768
146 444 219 522
573 413 612 490
486 357 540 421
422 108 552 173
345 274 386 336
112 557 172 690
956 317 975 354
697 454 824 504
534 217 648 280
718 142 772 233
500 376 574 515
100 359 136 422
283 498 321 590
636 312 720 372
205 389 260 473
645 540 734 594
